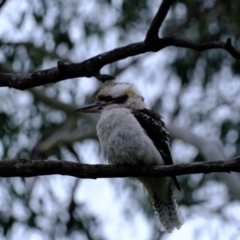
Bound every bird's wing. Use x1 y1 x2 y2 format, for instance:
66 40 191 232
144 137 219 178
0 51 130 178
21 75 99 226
132 108 180 191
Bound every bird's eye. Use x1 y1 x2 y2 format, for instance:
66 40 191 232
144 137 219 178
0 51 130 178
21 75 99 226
104 96 113 102
114 95 128 104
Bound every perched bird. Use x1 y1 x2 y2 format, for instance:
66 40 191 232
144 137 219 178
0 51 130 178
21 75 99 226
76 82 183 232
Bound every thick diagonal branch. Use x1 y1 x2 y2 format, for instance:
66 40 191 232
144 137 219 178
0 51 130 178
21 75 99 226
0 157 240 178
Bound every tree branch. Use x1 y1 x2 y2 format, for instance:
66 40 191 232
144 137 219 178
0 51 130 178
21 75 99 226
1 37 240 90
0 0 6 9
145 0 176 41
0 157 240 178
0 0 240 90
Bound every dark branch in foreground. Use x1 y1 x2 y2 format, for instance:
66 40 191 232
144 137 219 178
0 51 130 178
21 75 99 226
1 37 239 90
145 0 176 42
0 0 6 9
0 157 240 178
0 0 240 90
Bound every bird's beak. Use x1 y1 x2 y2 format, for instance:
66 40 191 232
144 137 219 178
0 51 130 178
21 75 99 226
75 102 107 113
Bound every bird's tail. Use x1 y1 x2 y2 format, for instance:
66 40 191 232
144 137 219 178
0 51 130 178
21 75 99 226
139 177 184 233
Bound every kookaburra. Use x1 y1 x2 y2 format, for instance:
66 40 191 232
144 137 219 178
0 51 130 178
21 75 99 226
76 82 183 232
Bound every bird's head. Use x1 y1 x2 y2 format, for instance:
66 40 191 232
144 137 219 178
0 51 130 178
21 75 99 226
75 82 146 113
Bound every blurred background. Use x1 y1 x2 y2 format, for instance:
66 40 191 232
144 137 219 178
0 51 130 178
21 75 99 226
0 0 240 239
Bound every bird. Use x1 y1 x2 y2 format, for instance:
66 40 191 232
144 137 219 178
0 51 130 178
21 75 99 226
75 82 183 233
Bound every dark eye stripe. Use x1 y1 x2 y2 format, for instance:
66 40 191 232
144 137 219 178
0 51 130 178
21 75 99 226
114 95 128 104
97 95 128 104
98 95 113 102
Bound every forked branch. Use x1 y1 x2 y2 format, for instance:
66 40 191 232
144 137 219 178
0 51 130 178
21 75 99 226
0 0 240 90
